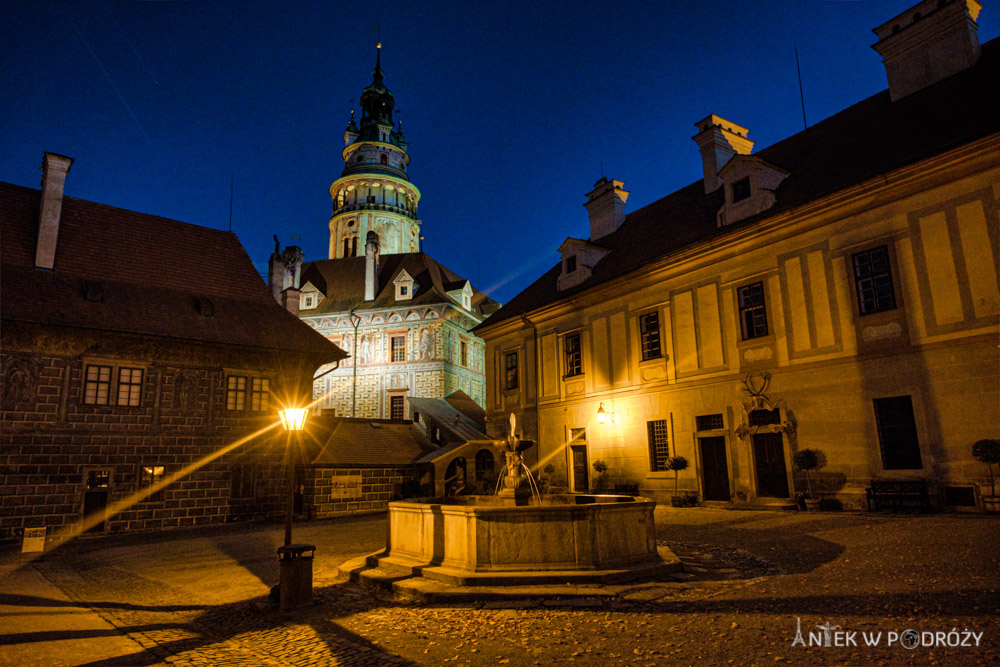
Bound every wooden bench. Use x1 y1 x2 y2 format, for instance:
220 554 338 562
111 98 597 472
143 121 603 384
614 483 640 497
865 479 931 512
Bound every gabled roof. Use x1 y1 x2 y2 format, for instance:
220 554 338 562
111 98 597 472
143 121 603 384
478 37 1000 331
309 417 436 466
0 182 346 360
409 395 488 442
299 252 498 317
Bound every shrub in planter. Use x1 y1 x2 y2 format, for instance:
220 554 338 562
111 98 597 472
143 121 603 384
667 456 690 506
972 438 1000 512
592 459 608 491
793 449 822 510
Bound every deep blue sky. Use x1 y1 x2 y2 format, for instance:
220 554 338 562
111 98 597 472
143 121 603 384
4 1 997 303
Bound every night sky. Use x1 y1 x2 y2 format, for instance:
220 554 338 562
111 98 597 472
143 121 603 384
4 1 997 304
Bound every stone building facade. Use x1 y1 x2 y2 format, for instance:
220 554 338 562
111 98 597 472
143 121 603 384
0 155 345 540
475 1 1000 510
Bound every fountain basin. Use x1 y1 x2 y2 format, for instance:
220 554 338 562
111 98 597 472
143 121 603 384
367 495 680 586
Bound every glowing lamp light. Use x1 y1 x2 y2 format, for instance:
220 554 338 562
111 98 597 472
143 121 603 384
597 402 615 425
279 407 309 432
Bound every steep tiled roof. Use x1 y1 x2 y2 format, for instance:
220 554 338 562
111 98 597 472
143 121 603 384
299 252 498 317
478 38 1000 331
0 182 346 360
309 417 436 465
409 396 488 442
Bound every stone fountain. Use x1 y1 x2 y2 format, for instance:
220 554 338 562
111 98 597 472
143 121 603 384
354 414 680 588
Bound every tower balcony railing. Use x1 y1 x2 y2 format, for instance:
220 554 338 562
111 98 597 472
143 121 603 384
334 203 417 219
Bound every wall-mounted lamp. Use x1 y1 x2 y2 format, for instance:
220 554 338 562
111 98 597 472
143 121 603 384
597 402 616 425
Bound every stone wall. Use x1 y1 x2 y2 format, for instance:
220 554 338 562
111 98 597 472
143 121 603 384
308 466 422 518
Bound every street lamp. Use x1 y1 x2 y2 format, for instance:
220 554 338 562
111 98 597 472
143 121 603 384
276 406 314 610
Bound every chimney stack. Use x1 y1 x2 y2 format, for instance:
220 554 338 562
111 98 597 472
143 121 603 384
364 230 380 301
872 0 982 102
267 237 304 308
584 177 629 240
692 115 753 194
35 152 74 270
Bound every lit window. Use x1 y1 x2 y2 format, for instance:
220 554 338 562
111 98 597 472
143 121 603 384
140 465 165 501
737 282 769 340
853 246 896 315
390 395 405 420
226 376 247 411
647 420 670 471
116 367 143 407
639 312 662 360
250 378 269 412
84 365 112 405
504 352 519 390
564 333 582 377
391 336 406 362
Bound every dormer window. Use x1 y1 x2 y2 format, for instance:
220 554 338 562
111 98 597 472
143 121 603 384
564 255 577 273
463 293 471 310
446 280 474 311
300 292 318 310
731 177 751 202
394 269 416 301
557 237 610 292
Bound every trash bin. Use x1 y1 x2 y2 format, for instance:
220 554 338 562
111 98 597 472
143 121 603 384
277 544 316 610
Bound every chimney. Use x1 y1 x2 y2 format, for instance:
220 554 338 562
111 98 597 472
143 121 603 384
692 115 753 194
872 0 982 102
584 177 629 240
267 237 303 303
364 230 380 301
281 287 300 316
35 152 74 270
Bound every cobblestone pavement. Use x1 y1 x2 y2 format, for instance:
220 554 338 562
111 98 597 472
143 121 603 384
3 509 998 666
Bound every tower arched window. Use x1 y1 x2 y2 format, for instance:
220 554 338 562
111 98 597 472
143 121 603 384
351 236 358 257
380 154 388 165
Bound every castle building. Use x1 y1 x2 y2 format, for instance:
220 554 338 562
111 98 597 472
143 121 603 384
271 45 499 420
475 0 999 511
0 154 346 540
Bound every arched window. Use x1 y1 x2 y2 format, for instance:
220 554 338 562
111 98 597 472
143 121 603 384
342 237 350 258
475 449 495 481
350 236 358 257
380 154 388 165
445 457 467 496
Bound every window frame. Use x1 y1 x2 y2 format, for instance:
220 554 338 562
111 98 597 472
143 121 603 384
231 465 256 499
647 419 671 472
83 364 113 405
564 255 577 274
390 335 407 363
226 375 247 411
250 377 270 412
852 245 897 316
737 281 769 340
731 176 751 202
389 394 406 420
504 351 519 391
83 362 146 407
139 464 166 501
873 395 923 470
563 332 583 378
638 311 662 361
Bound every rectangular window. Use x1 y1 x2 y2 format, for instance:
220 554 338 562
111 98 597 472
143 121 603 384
84 365 112 405
647 420 671 472
231 465 255 499
731 177 751 202
873 396 923 470
565 255 577 273
116 367 144 407
696 413 725 431
504 352 519 390
748 408 780 426
639 312 662 360
139 465 165 501
460 340 468 367
563 333 582 377
250 377 270 412
737 282 769 340
226 375 247 411
852 246 896 315
391 335 406 362
569 427 587 442
390 395 405 420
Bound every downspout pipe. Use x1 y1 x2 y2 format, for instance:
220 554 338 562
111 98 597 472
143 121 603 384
519 313 540 474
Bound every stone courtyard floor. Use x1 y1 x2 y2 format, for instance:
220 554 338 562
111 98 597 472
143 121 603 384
1 508 997 666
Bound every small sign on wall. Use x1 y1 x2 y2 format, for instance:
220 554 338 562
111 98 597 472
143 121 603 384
330 480 361 499
22 527 46 554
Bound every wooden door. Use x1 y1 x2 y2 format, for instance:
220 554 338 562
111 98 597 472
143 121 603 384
699 436 730 501
752 433 789 498
571 445 589 493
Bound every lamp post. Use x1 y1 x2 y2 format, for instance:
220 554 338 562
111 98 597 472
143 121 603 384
276 406 313 610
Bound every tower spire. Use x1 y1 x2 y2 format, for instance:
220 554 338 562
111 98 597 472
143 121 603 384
373 42 384 86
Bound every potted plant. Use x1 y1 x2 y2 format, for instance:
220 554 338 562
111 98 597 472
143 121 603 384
592 459 608 491
667 456 690 507
972 438 1000 513
793 449 822 510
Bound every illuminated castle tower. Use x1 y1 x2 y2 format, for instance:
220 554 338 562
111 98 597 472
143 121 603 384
329 44 421 259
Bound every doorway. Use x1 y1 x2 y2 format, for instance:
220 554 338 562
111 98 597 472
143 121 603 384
571 445 589 493
752 433 790 498
83 469 111 533
699 436 730 501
